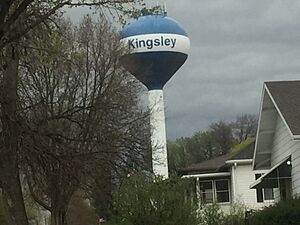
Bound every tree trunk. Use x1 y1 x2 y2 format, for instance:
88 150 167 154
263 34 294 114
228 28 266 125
1 173 28 225
0 46 29 225
51 208 67 225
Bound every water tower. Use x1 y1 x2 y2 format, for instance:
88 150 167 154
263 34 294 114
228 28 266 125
121 14 190 178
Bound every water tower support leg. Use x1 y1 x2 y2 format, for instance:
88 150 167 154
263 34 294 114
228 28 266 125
148 90 169 179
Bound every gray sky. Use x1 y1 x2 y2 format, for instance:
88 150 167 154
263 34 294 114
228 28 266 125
66 0 300 140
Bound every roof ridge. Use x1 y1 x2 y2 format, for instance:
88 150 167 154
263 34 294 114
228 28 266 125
265 79 300 84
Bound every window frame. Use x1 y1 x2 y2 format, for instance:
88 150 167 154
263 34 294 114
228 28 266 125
198 179 231 204
255 173 275 203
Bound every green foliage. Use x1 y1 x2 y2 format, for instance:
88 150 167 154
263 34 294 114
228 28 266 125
168 122 236 173
91 179 113 221
167 139 186 175
209 121 235 155
222 201 246 225
168 114 257 174
199 203 224 225
198 201 246 225
104 221 133 225
112 174 199 225
67 193 98 225
248 198 300 225
229 137 255 153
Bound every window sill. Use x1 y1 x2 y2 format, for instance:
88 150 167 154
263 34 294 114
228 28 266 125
204 202 231 205
218 202 231 205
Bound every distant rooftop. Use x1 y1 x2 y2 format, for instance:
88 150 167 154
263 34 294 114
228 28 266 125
179 140 255 175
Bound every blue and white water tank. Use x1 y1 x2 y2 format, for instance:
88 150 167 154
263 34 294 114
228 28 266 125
121 14 190 178
121 15 190 90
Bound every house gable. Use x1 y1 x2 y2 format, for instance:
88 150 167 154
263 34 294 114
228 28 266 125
253 84 278 169
253 81 300 170
252 80 300 199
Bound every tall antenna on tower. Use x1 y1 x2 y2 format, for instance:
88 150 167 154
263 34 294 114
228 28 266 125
163 2 167 15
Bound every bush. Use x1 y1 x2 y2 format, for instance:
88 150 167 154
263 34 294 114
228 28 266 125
222 201 246 225
198 200 246 225
248 198 300 225
101 220 133 225
198 203 224 225
112 174 199 225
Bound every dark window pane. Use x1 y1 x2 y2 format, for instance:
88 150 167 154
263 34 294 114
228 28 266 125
216 180 229 191
255 174 263 202
216 191 229 202
255 174 262 179
200 181 212 192
256 189 263 202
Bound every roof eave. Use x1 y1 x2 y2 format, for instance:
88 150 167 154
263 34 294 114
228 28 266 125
181 172 231 179
252 84 267 170
293 135 300 140
226 159 253 164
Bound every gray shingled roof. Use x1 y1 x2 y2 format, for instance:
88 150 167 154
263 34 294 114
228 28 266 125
180 152 236 174
266 80 300 136
180 140 255 175
230 141 255 160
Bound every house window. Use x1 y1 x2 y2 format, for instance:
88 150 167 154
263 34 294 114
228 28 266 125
255 174 274 202
199 181 214 203
216 180 230 202
199 179 230 203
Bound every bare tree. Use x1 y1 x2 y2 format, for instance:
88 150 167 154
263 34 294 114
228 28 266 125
18 16 149 225
0 1 147 224
0 0 145 49
0 45 26 225
231 114 258 143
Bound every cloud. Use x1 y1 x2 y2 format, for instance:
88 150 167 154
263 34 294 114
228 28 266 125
64 1 300 139
161 0 300 139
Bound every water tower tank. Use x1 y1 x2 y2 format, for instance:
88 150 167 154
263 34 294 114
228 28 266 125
120 15 190 90
121 14 190 178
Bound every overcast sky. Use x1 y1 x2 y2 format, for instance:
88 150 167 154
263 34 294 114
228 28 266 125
67 0 300 140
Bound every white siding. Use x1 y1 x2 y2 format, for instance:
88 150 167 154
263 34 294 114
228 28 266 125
270 114 300 196
292 142 300 194
271 115 294 166
232 164 273 209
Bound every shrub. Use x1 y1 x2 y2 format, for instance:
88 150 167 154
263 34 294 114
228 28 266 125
222 201 246 225
198 200 247 225
112 174 199 225
248 198 300 225
198 203 224 225
103 220 133 225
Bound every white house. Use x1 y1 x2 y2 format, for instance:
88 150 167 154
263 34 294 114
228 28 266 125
180 141 273 212
251 80 300 201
